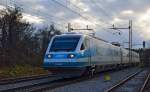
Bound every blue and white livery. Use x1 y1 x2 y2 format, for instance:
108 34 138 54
43 32 140 76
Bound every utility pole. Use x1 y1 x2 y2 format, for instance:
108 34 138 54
130 20 132 62
68 23 71 32
110 20 133 63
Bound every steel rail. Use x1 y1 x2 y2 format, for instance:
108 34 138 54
139 73 150 92
0 74 52 85
104 70 142 92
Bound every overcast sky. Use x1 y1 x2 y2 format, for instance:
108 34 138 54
0 0 150 48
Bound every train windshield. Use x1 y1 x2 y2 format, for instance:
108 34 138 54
50 36 80 52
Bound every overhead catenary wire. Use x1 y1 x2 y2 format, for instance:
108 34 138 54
51 0 89 21
51 0 110 29
66 0 126 38
89 0 111 19
7 0 112 28
4 0 134 46
3 0 67 30
5 0 116 35
65 0 112 26
4 0 66 22
51 0 114 34
65 0 84 12
97 0 116 16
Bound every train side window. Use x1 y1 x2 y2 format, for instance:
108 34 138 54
80 43 85 50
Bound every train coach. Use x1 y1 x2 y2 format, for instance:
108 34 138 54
43 32 140 76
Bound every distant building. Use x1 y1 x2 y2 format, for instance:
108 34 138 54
139 48 150 66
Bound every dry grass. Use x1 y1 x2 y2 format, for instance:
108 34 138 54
0 65 49 79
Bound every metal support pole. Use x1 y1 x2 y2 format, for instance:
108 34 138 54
68 23 71 32
130 20 132 63
128 20 132 63
129 20 131 63
109 20 133 63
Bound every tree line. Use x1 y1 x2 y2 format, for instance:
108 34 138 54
0 7 61 67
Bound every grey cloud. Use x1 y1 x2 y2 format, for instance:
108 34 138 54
0 0 150 48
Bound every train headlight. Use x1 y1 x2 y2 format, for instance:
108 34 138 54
68 54 75 58
47 54 52 58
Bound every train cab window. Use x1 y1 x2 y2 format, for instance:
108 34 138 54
50 36 80 52
80 43 85 50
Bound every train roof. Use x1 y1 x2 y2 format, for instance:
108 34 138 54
91 36 108 43
54 32 138 54
61 32 108 42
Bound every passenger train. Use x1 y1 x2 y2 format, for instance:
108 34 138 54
43 32 140 76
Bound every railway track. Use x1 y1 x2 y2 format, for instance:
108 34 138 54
140 73 150 92
0 69 117 92
0 73 93 92
0 74 63 92
36 67 142 92
0 74 54 85
104 69 149 92
0 67 144 92
0 73 102 92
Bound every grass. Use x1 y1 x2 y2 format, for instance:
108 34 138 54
0 65 49 79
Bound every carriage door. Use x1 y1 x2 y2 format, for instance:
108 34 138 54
88 38 92 66
120 48 123 64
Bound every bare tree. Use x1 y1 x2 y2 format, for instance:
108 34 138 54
0 6 61 67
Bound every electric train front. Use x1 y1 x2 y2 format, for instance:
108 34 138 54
43 34 86 75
